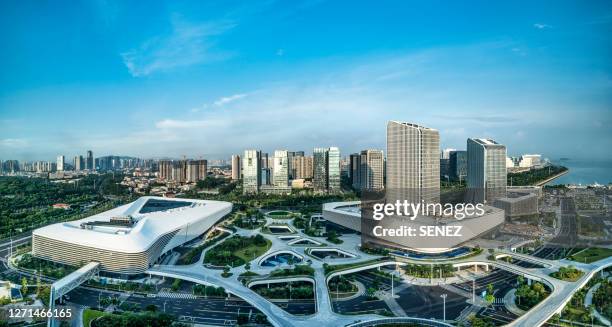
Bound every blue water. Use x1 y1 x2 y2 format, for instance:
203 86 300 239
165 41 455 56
547 159 612 186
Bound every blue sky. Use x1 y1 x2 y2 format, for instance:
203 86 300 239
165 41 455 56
1 0 611 161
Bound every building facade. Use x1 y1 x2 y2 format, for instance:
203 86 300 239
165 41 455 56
467 138 507 204
292 155 313 180
386 121 440 204
449 150 467 182
273 150 289 187
243 150 261 194
231 154 241 180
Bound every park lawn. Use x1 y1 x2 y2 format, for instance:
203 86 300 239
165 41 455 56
233 239 272 262
83 309 108 327
569 248 612 263
267 210 292 218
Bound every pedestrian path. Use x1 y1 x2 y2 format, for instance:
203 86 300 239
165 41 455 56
157 289 198 299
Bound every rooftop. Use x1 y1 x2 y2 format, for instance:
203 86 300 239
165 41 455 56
33 196 232 253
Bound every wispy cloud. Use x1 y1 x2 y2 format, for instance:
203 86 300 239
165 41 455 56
155 119 217 129
121 17 235 77
533 23 552 29
0 138 28 148
214 93 248 106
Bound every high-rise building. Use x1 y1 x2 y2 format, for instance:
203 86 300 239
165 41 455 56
467 138 507 203
292 155 313 179
86 150 94 170
243 150 261 194
386 121 440 204
57 155 65 172
361 149 384 190
195 159 207 180
158 160 174 180
313 147 341 193
73 155 84 171
186 161 199 182
449 150 467 182
326 147 341 193
273 150 289 187
260 153 269 169
231 155 241 180
349 153 362 189
350 150 384 191
313 148 327 192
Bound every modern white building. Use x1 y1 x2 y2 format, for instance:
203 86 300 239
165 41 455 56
32 196 232 277
467 138 507 204
518 154 542 168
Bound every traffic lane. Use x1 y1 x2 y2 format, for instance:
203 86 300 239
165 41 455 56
396 285 469 320
332 294 390 314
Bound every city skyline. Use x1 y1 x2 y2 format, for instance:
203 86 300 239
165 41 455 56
1 1 611 161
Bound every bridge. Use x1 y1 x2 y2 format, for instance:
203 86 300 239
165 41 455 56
48 262 100 327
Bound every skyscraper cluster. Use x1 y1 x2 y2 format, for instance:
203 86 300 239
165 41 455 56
385 121 507 206
240 147 340 195
159 159 208 183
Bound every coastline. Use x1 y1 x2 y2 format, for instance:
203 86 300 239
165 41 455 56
537 169 570 186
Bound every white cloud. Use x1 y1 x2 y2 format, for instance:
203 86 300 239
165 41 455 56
0 138 28 148
213 93 247 106
156 119 215 129
121 17 235 77
533 23 551 29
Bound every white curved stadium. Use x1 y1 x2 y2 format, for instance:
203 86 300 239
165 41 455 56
32 196 232 275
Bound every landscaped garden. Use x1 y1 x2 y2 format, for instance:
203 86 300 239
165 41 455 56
550 265 584 282
251 280 314 299
266 210 293 219
593 278 612 321
269 264 315 277
328 275 358 299
568 248 612 264
176 230 230 265
515 276 550 311
16 254 76 279
204 234 271 267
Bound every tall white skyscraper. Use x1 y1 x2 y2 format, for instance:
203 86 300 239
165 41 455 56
243 150 261 194
386 121 440 204
56 155 65 172
467 138 507 203
231 155 241 180
273 150 289 187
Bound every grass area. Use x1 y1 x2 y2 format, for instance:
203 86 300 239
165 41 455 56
83 309 107 327
176 231 230 265
204 234 271 267
568 248 612 263
233 239 272 262
266 210 292 218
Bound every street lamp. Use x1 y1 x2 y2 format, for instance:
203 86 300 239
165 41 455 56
440 293 447 321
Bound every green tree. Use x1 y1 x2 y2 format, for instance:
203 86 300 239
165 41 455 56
21 277 28 296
